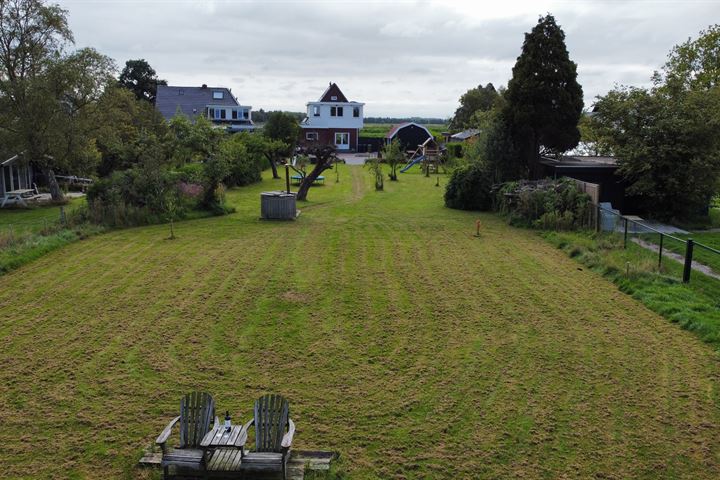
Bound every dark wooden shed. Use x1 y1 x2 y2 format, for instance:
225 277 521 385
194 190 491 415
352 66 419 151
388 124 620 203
385 122 433 152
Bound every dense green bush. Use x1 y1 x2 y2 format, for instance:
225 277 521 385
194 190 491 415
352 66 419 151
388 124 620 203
496 179 591 229
446 142 464 158
176 163 204 184
218 135 263 187
85 166 192 227
444 161 495 211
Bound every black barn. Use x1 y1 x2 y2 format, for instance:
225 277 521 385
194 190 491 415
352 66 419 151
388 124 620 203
386 122 433 152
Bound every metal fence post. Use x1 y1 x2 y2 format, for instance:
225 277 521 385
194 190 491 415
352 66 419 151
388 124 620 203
595 204 600 232
683 238 694 283
59 206 66 227
623 218 628 249
658 234 664 270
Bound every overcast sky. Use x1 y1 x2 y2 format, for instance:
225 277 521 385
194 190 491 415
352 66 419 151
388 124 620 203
56 0 719 118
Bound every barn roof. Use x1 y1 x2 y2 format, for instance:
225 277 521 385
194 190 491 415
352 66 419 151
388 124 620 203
385 122 433 140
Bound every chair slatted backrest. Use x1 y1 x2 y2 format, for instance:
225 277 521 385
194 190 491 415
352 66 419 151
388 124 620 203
254 394 289 452
179 391 215 448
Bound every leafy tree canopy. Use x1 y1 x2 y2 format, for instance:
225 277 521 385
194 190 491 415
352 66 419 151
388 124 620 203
449 83 499 132
118 58 167 103
657 24 720 92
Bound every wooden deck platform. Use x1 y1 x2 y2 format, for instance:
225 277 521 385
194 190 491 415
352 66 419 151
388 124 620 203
139 449 337 479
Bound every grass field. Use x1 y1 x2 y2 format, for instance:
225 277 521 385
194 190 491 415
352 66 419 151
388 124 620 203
637 230 720 275
0 198 82 234
1 166 720 479
359 123 447 139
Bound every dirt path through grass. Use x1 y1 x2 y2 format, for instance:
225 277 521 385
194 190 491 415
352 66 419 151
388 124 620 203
0 166 719 479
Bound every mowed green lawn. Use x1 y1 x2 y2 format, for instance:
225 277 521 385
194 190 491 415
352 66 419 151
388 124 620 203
1 166 720 479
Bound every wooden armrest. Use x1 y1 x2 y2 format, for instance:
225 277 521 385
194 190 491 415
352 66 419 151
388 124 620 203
156 416 181 445
281 418 295 449
238 419 254 450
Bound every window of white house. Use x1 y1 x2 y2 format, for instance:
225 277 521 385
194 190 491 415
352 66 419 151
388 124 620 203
213 91 224 99
330 95 337 101
243 110 249 119
330 107 336 117
337 107 343 116
353 107 360 117
220 109 226 119
306 132 318 140
232 109 238 120
313 106 320 116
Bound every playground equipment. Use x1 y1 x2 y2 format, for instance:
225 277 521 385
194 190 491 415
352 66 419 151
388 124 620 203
400 137 442 174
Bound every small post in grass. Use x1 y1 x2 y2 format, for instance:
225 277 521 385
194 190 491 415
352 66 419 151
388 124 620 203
285 164 291 194
682 238 694 283
474 219 482 237
623 217 628 249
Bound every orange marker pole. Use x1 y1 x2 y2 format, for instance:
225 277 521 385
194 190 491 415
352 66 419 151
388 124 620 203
475 219 482 237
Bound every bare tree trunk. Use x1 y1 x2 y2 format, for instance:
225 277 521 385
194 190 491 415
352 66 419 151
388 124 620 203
43 168 64 201
266 154 281 179
296 163 331 201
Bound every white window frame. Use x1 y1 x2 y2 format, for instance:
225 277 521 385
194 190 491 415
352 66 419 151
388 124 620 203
353 107 360 118
334 132 349 146
306 132 319 141
313 106 320 117
213 91 224 99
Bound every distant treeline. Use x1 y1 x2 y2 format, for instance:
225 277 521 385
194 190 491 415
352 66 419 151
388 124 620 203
365 117 449 125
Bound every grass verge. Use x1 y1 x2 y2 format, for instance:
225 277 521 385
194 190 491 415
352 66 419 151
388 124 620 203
544 230 720 346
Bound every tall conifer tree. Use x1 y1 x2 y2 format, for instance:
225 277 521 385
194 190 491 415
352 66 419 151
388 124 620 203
504 14 583 176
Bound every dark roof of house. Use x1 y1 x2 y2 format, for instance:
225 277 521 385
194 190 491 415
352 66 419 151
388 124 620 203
386 122 433 140
156 85 239 120
319 83 348 102
450 128 480 141
540 155 618 168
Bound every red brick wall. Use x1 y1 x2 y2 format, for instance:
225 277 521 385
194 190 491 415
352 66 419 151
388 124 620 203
300 128 358 151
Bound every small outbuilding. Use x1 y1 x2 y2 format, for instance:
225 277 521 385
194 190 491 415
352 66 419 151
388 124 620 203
450 128 480 142
385 122 433 152
1 153 35 197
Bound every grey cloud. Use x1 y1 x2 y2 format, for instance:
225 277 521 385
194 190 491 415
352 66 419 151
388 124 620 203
58 0 719 117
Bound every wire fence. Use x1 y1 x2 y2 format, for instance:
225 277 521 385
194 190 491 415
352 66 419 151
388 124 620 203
583 203 720 283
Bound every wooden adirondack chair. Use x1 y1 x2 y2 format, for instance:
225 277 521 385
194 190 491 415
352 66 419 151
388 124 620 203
238 394 296 479
156 392 217 478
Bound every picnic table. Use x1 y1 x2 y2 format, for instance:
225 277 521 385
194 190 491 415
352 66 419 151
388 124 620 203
201 424 247 474
291 175 325 185
1 189 36 208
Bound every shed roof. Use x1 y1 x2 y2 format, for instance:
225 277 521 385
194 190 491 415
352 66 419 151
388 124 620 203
540 155 618 168
156 85 240 120
450 128 480 141
385 122 433 140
